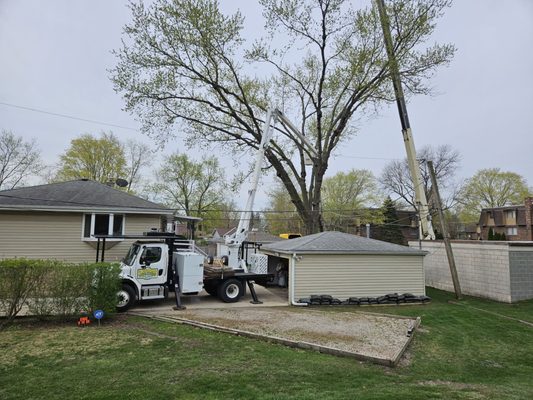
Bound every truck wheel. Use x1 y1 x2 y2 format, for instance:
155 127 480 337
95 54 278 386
218 279 244 303
116 284 136 312
203 282 218 297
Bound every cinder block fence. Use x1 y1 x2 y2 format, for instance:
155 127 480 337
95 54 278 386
409 241 533 303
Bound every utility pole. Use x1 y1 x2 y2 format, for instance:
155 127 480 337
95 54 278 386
375 0 435 240
428 160 462 300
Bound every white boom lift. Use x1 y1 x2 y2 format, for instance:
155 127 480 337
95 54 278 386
223 108 317 270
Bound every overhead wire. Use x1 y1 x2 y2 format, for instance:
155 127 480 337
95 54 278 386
0 101 140 132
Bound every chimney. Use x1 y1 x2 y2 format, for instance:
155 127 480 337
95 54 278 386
525 197 533 241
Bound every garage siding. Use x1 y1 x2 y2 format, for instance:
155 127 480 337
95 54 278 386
0 212 161 263
293 254 425 299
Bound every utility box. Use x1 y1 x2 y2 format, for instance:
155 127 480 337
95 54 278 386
173 252 204 294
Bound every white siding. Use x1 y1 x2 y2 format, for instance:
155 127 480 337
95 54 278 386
0 211 161 263
293 254 425 299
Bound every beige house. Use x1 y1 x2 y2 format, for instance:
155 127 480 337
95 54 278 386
0 179 175 263
260 231 427 305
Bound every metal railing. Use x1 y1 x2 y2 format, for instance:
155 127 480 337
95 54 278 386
172 240 208 257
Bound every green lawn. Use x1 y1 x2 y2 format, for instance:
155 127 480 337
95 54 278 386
1 288 532 400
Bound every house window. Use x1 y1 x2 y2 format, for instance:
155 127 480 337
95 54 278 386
83 213 125 238
507 227 517 236
505 210 516 222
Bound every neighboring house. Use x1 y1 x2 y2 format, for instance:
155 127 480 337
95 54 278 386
368 209 419 244
260 231 427 305
330 208 420 244
211 226 237 240
478 197 533 241
0 179 175 263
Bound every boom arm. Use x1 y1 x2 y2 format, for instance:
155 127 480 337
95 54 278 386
226 109 317 247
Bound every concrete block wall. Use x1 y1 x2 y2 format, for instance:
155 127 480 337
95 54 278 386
409 241 516 303
509 249 533 301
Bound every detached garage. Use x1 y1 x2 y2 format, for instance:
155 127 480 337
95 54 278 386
260 231 427 305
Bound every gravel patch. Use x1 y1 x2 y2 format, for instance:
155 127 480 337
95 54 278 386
170 308 417 362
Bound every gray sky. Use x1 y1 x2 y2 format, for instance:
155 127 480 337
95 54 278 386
1 0 532 209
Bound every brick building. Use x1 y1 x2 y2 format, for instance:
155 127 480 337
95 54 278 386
478 197 533 241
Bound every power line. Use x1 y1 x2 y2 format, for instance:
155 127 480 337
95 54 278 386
336 154 398 161
0 101 406 162
0 101 139 132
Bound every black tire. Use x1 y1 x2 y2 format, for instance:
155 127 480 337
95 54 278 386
217 279 244 303
203 282 218 297
116 284 136 312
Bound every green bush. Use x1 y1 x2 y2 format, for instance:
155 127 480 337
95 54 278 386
0 259 121 327
0 259 49 328
87 263 121 315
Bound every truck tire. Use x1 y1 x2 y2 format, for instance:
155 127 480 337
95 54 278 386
218 279 244 303
203 282 218 297
116 284 136 312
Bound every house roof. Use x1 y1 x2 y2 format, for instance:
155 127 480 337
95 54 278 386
246 231 282 243
212 227 237 236
0 179 174 215
261 231 426 256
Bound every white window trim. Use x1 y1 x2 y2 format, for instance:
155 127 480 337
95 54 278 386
81 213 125 241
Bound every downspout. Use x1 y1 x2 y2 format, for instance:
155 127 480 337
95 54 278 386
290 253 307 306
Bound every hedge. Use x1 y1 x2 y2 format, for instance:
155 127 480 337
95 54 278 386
0 259 121 328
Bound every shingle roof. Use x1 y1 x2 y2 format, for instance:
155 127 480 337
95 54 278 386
261 231 426 255
0 179 173 214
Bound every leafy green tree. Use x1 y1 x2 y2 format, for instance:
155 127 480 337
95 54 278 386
0 130 42 190
56 132 127 183
458 168 530 223
322 169 382 231
151 152 228 231
264 182 302 235
112 0 455 234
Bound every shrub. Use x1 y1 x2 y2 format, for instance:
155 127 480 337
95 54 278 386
87 263 121 315
0 259 49 328
0 259 121 328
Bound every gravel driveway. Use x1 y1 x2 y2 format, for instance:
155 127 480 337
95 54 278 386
154 307 418 365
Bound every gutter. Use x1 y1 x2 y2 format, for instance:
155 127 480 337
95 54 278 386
0 205 174 215
290 253 307 307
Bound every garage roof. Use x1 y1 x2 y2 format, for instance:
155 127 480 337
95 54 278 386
261 231 426 256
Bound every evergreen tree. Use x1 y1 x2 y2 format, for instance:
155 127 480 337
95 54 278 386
378 197 405 245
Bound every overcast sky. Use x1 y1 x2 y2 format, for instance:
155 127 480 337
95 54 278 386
1 0 532 209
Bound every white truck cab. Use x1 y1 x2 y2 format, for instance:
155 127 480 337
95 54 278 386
117 241 171 310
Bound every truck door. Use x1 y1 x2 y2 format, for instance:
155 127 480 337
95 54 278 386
135 245 167 286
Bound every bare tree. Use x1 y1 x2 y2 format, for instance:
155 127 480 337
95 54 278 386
112 0 455 234
124 140 152 192
0 130 42 190
380 144 461 211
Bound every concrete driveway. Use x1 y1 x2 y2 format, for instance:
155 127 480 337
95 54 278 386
129 285 288 315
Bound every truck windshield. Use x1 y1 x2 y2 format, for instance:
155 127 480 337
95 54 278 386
123 244 140 266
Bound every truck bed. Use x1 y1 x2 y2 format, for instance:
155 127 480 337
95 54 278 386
203 264 272 282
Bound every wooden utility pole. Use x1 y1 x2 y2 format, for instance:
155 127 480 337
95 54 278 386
375 0 435 240
428 160 462 299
